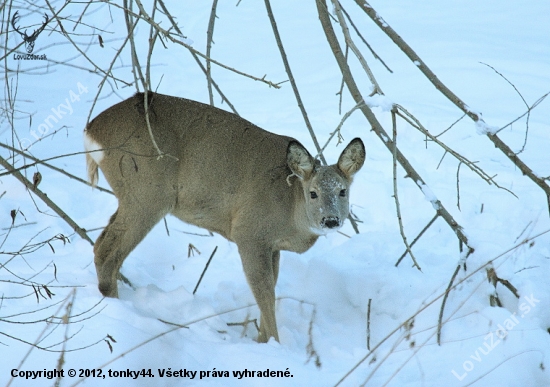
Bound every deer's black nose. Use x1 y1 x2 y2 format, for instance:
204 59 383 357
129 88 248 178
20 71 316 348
322 217 340 229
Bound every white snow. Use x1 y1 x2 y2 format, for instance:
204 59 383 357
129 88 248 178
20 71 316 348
417 180 440 210
475 120 500 136
2 1 550 387
363 94 394 112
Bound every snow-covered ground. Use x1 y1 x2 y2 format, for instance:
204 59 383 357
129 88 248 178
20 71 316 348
2 1 550 386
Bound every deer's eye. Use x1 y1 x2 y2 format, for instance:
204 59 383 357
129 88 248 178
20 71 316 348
339 189 347 197
310 191 318 199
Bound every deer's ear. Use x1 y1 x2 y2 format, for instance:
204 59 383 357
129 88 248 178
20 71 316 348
337 138 365 179
287 141 315 180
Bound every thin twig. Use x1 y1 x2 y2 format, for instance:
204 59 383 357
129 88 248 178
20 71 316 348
496 91 549 134
332 0 383 95
437 264 460 345
227 318 260 338
337 44 349 115
462 351 542 387
366 298 371 351
316 101 364 160
123 0 142 91
395 214 439 267
206 0 219 106
305 308 322 368
391 108 421 271
338 3 393 73
480 62 530 154
456 161 462 210
0 156 93 245
192 246 218 295
263 0 326 164
394 105 517 199
145 0 159 90
435 114 466 138
0 142 113 195
130 0 165 158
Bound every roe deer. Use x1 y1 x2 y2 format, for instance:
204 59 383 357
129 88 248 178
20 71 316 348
84 92 365 343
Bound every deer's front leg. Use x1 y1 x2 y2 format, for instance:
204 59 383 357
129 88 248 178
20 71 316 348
238 242 279 343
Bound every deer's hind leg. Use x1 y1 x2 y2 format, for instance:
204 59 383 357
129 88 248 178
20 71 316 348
93 196 171 298
92 142 180 298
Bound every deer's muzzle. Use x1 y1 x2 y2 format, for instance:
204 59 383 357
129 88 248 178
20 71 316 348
322 216 341 229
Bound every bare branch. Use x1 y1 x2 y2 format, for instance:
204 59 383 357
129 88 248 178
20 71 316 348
206 0 219 106
263 0 325 164
338 3 393 73
391 107 421 271
480 62 530 153
109 0 283 89
316 101 364 160
43 0 131 87
437 264 460 345
0 142 113 195
353 0 477 121
192 246 218 295
155 0 239 114
394 105 518 199
123 0 143 92
366 298 372 351
0 155 93 245
354 0 550 214
331 0 383 95
496 91 550 134
395 214 439 267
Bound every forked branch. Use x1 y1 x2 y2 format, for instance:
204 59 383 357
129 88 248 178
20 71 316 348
331 0 383 95
391 108 421 270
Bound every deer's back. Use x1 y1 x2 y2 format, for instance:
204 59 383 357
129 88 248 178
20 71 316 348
86 93 306 245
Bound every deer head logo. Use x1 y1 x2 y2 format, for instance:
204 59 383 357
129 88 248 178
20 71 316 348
11 11 49 54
